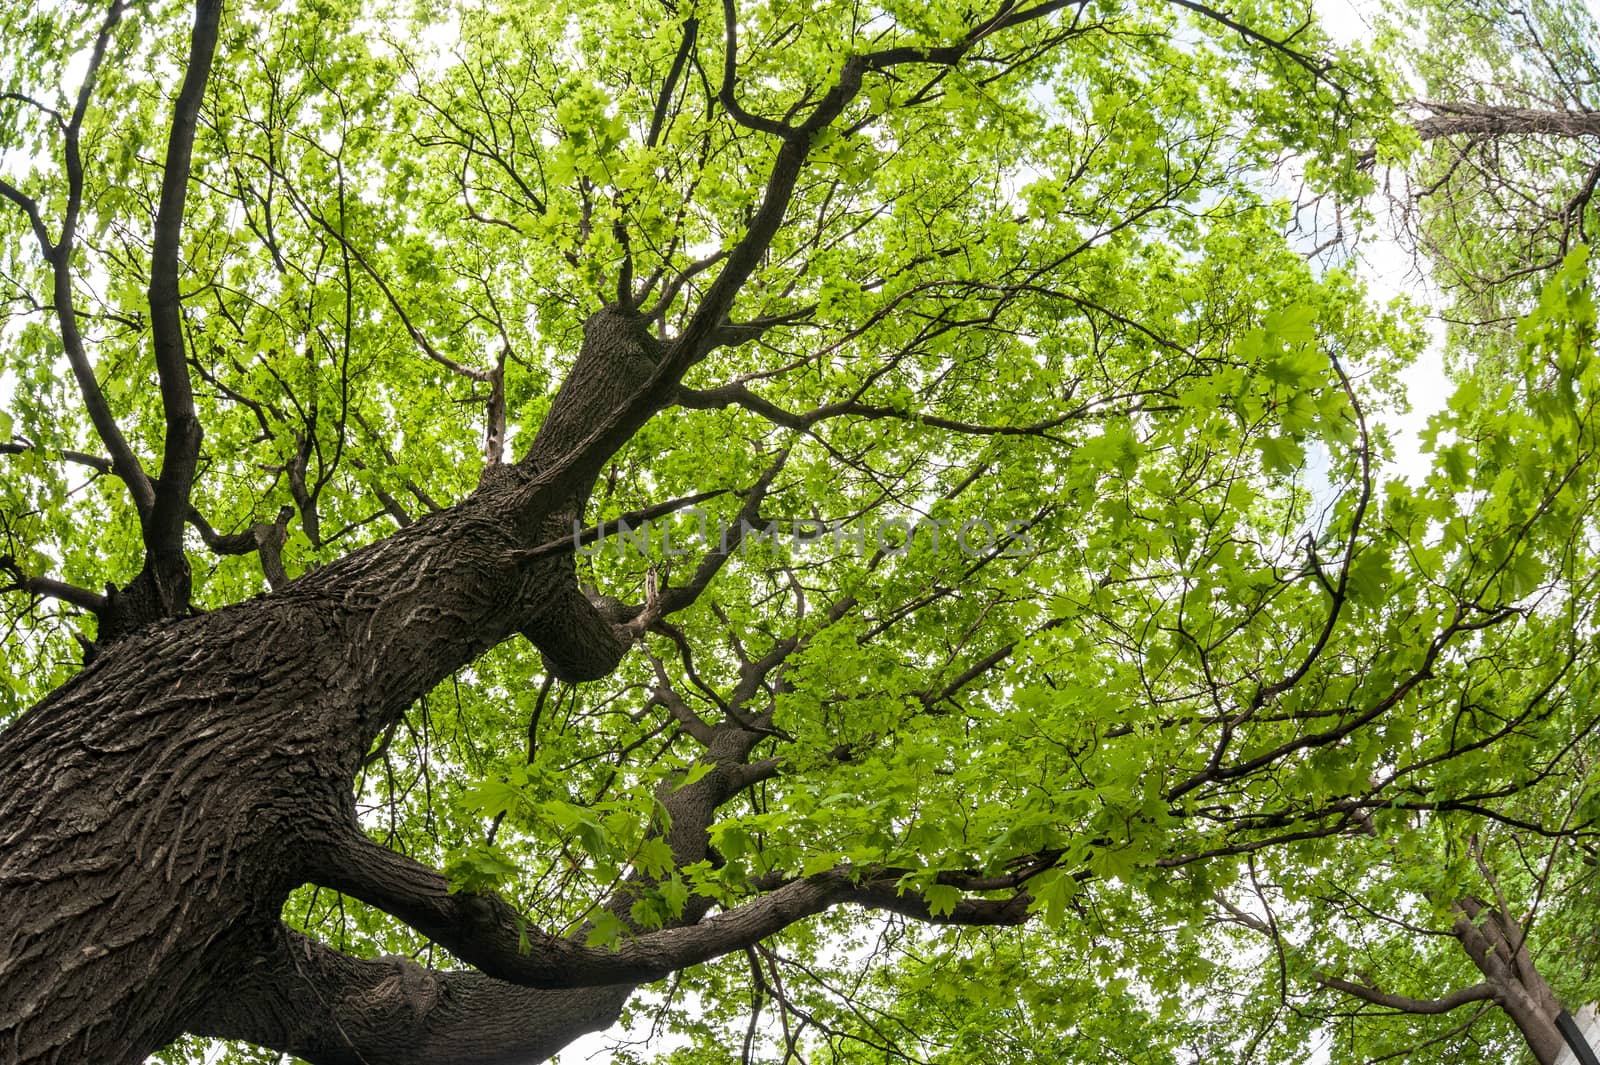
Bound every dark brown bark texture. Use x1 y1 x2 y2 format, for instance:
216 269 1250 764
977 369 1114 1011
0 306 670 1064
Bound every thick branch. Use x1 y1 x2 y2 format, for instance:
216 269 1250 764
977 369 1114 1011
647 17 699 149
50 258 153 520
311 833 831 986
141 0 225 608
192 926 632 1065
31 0 155 521
1415 102 1600 141
0 557 106 612
0 441 113 474
1316 973 1495 1015
308 831 1029 990
0 180 52 254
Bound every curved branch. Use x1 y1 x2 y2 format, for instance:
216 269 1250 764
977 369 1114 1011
307 830 1030 990
1316 973 1496 1015
22 2 156 530
60 0 128 254
0 556 106 613
648 17 700 149
677 381 1093 439
717 0 793 137
0 440 113 474
682 0 1086 363
1166 1 1333 85
0 180 52 254
309 832 846 987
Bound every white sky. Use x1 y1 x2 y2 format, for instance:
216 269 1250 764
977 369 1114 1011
1311 0 1446 489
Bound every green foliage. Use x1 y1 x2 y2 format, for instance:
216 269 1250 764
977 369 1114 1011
2 0 1598 1063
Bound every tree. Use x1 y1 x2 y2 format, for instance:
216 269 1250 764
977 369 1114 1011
1207 765 1600 1064
1 0 1597 1063
1389 0 1600 367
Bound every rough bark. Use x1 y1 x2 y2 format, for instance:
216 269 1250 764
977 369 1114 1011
1414 102 1600 142
0 305 671 1064
189 928 637 1065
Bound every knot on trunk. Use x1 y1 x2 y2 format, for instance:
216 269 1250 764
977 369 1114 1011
363 955 440 1023
95 557 192 648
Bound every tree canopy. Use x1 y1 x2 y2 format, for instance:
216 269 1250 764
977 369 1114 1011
1 0 1599 1062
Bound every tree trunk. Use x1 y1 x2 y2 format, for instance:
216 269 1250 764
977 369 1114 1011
0 306 668 1064
1453 896 1569 1065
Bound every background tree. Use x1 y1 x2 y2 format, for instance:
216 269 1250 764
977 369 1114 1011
1 1 1598 1064
1389 0 1600 369
1154 4 1600 1059
1208 753 1600 1064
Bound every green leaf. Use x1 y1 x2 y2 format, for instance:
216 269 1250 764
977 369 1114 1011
585 911 628 950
